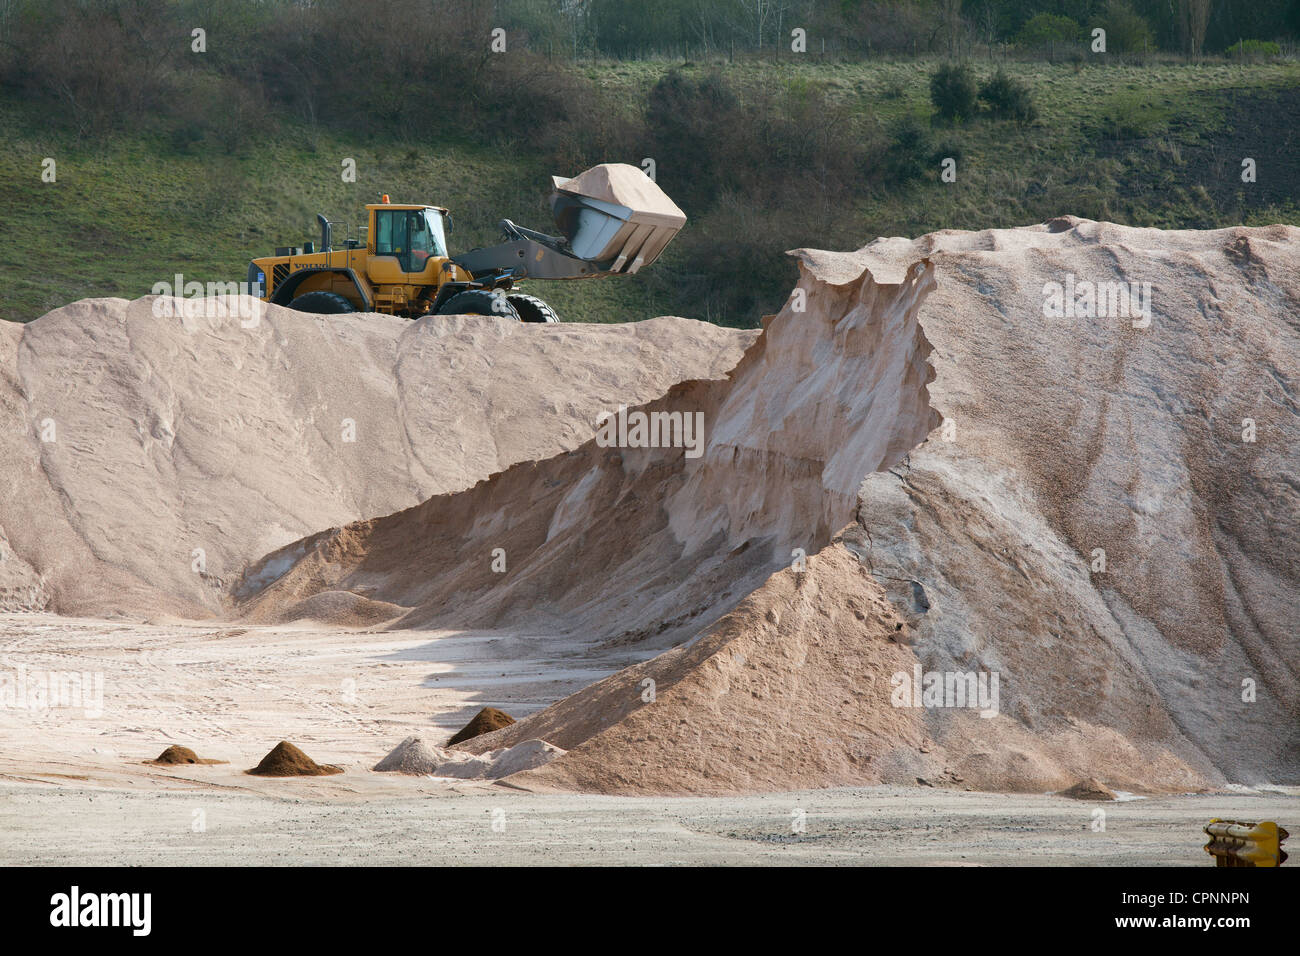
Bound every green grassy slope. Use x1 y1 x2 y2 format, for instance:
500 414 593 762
2 57 1297 325
614 56 1300 233
0 103 672 324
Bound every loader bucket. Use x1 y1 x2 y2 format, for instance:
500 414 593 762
550 164 686 274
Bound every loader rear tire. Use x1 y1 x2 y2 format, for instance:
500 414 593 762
437 289 520 321
288 291 355 314
505 293 560 324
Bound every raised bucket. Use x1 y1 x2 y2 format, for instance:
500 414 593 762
550 164 687 274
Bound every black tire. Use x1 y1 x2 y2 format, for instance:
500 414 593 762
436 289 520 321
288 291 355 314
505 292 560 324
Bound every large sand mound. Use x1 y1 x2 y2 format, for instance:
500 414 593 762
246 219 1299 794
0 298 752 617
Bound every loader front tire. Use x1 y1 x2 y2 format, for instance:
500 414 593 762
288 291 355 314
436 289 520 321
506 293 560 323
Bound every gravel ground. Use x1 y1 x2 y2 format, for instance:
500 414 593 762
2 782 1295 866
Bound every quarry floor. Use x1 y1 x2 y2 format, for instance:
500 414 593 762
3 612 1297 866
3 783 1298 866
0 611 633 793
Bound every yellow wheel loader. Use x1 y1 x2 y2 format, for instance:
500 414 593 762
247 163 686 323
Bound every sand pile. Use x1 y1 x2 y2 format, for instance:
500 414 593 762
247 741 342 776
483 740 565 778
146 745 224 766
456 546 925 793
447 707 515 746
0 299 752 618
373 736 446 774
248 219 1298 795
1057 779 1118 801
373 735 563 778
845 219 1299 788
458 544 1214 795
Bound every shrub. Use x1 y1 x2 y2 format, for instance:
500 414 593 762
887 115 931 182
1227 39 1281 61
645 68 880 215
1093 0 1154 53
6 0 183 135
929 63 977 122
1015 13 1082 48
979 68 1037 125
645 70 742 209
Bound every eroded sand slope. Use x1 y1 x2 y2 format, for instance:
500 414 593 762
847 219 1300 788
237 257 938 644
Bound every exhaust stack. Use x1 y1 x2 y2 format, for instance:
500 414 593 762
317 214 333 253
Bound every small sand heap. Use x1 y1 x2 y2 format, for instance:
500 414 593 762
447 707 515 747
373 737 444 774
1056 778 1118 801
247 741 343 777
374 735 564 778
486 739 565 778
146 744 224 766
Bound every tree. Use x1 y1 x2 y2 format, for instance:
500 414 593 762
939 0 965 57
1177 0 1211 56
968 0 1002 51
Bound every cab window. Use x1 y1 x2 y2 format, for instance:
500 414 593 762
375 209 446 272
375 210 408 262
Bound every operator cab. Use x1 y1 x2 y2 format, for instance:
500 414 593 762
368 203 449 274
